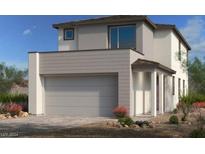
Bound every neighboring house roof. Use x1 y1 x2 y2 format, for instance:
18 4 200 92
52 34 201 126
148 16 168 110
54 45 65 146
132 59 176 74
52 15 191 51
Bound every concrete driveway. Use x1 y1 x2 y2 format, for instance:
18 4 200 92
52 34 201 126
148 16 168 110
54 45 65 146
0 115 114 137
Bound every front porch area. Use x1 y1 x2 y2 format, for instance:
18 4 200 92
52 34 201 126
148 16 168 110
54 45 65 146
132 59 176 117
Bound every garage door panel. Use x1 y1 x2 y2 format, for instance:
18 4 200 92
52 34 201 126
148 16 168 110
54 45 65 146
45 76 117 87
45 87 117 97
46 106 115 116
45 75 118 117
46 97 116 106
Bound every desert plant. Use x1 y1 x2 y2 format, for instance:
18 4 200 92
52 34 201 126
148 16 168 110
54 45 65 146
190 129 205 138
0 93 28 111
169 115 179 124
172 108 178 114
0 93 28 103
0 104 7 114
3 103 23 116
113 106 128 118
193 102 205 108
178 94 195 121
118 116 134 126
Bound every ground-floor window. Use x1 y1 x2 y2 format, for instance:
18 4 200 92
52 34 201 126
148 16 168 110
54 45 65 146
178 78 181 98
183 80 185 96
172 76 175 95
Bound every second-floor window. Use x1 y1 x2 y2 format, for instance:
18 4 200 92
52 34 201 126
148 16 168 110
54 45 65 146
64 28 74 40
109 25 136 49
178 40 181 61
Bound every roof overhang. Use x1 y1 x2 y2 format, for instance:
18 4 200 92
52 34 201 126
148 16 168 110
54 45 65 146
52 15 157 30
132 59 176 74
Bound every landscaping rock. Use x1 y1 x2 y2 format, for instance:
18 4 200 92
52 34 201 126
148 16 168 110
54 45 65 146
18 111 29 117
148 122 155 128
124 125 129 128
141 123 148 128
130 124 140 129
135 120 150 128
7 115 12 119
116 123 123 128
0 114 6 120
106 121 112 126
13 115 18 118
5 113 11 118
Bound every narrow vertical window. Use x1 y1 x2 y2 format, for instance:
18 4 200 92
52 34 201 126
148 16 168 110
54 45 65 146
178 78 181 98
178 40 181 61
183 80 185 96
172 76 175 95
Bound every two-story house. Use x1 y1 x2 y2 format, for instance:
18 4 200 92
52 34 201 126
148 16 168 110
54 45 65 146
28 15 191 117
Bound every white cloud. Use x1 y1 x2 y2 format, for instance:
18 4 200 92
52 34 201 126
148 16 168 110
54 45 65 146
180 16 205 52
22 25 36 36
22 29 32 35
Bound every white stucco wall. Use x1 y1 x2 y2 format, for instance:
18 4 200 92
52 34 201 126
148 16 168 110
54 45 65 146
28 53 44 114
58 28 78 51
153 30 172 67
141 23 154 59
171 31 188 107
78 25 108 50
57 21 154 54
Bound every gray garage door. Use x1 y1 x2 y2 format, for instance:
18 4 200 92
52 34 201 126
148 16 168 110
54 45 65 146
44 74 118 117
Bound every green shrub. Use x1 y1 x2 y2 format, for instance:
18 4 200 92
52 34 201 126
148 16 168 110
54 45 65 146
118 117 134 126
190 129 205 138
180 93 205 105
0 93 28 103
178 94 197 121
172 108 178 114
169 115 179 124
0 93 28 112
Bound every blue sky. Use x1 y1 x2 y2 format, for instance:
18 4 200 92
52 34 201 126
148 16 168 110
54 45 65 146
0 15 204 70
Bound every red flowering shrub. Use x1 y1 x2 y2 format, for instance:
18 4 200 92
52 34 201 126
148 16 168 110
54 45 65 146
113 106 128 118
193 102 205 108
3 103 23 116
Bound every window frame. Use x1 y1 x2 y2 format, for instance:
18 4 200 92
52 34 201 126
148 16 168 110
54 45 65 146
108 24 136 49
64 28 74 40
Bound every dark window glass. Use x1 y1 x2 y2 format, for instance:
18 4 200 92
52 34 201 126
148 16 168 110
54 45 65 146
110 28 118 48
119 26 136 48
64 29 74 40
178 78 181 98
178 40 181 61
183 80 185 96
109 25 136 49
172 76 175 95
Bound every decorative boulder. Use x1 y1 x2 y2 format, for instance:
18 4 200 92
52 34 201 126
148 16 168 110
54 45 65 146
13 115 18 118
18 111 29 117
0 114 6 120
135 120 151 128
5 113 11 118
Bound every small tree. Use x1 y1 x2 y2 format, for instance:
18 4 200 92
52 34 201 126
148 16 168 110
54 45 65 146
0 63 27 93
178 95 193 121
